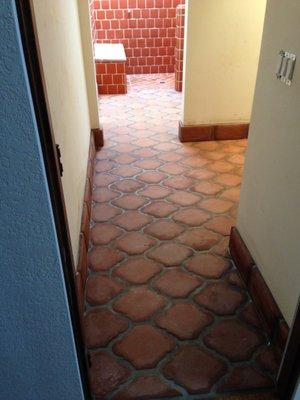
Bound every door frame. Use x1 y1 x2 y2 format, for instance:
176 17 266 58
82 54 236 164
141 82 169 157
15 1 91 399
14 1 299 399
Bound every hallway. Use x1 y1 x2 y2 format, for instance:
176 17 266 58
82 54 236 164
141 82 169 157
85 74 279 399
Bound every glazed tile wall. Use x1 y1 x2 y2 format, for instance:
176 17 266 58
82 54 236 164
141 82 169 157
175 4 184 91
96 61 127 94
89 0 185 75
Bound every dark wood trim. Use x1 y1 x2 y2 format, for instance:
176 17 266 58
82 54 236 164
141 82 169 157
229 227 300 400
75 133 95 321
15 1 91 398
179 121 249 142
277 298 300 399
92 126 104 148
229 228 288 345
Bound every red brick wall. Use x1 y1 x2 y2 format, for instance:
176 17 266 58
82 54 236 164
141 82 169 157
96 61 127 94
89 0 185 75
175 4 185 91
89 0 97 43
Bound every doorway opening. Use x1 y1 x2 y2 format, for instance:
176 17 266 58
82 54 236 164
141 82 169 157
88 0 185 95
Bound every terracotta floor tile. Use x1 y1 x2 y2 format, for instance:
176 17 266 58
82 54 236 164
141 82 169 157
159 162 187 175
112 179 144 193
116 232 156 255
138 185 171 199
137 171 167 184
172 208 210 226
215 173 242 187
229 153 245 165
92 187 119 202
112 143 138 153
91 223 122 245
185 168 216 180
141 201 178 217
148 243 193 266
113 286 166 322
113 325 175 369
112 194 148 210
144 219 184 240
134 138 158 147
167 190 200 206
133 148 158 158
158 152 183 162
162 345 227 394
205 215 235 236
255 346 280 375
218 366 273 393
86 275 124 305
221 187 241 202
95 159 116 172
89 352 131 398
153 268 202 297
240 302 263 329
92 203 122 222
178 228 220 250
181 156 209 168
113 375 181 399
164 175 194 190
209 160 235 173
84 308 128 348
186 253 231 278
194 281 246 315
204 319 264 361
227 270 245 288
156 303 213 339
113 154 136 164
193 181 224 195
114 258 162 284
111 165 141 177
134 159 163 169
88 247 125 271
93 173 118 187
112 211 152 231
84 74 276 399
200 198 234 213
213 236 231 257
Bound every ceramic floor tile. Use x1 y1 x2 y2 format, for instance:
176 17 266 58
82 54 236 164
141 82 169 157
84 74 278 400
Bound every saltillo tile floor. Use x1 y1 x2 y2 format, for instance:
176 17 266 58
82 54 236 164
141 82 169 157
85 74 279 399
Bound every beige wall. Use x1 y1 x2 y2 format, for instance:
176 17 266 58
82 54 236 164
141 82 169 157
182 0 266 126
31 0 97 261
77 0 99 129
237 0 300 326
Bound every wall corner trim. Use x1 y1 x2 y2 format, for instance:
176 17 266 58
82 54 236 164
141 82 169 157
178 121 249 142
229 227 289 355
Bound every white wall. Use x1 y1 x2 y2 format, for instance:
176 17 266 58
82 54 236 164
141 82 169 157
31 0 97 260
182 0 266 126
237 0 300 326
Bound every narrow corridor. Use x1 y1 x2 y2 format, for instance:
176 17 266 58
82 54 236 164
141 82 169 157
85 74 279 399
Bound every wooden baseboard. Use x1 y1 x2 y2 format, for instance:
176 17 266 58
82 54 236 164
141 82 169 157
179 121 249 142
75 133 96 319
229 227 289 354
92 125 104 148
